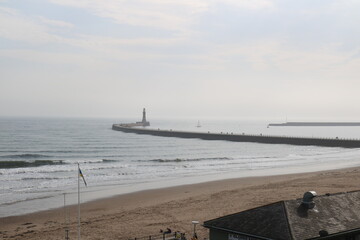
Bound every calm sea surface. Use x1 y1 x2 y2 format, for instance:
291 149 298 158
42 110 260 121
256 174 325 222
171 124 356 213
1 117 360 217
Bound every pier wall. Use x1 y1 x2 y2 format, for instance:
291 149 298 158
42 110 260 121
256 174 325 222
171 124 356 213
268 122 360 127
112 124 360 148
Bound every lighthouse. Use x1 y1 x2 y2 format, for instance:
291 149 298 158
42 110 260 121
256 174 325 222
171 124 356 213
136 108 150 126
142 108 147 123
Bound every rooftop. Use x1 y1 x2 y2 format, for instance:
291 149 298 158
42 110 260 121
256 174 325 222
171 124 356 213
204 190 360 240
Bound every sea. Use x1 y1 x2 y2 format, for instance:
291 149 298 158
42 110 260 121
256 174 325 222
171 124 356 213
1 117 360 218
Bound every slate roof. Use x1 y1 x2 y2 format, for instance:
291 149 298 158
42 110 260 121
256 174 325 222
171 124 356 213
204 202 292 240
203 190 360 240
286 191 360 239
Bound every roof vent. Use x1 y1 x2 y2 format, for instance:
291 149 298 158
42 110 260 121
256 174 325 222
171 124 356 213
301 191 317 209
319 230 328 237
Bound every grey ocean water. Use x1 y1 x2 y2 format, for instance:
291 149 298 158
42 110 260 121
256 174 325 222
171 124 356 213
1 117 360 217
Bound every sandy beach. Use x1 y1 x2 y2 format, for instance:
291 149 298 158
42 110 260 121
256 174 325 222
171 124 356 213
2 166 360 240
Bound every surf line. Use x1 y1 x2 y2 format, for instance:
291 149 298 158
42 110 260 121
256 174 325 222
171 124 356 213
112 124 360 148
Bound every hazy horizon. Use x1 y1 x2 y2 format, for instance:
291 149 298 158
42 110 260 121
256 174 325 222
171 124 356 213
1 1 360 121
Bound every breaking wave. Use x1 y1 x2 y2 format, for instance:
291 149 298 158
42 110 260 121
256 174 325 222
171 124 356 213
0 154 50 159
102 159 119 163
149 157 231 163
0 160 65 169
22 177 62 180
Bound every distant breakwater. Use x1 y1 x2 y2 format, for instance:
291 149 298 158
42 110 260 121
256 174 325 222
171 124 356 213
112 124 360 148
268 122 360 127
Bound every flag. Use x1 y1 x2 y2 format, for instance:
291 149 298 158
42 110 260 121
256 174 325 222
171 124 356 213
78 166 87 187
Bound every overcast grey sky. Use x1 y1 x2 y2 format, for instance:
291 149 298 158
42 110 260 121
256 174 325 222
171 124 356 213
1 0 360 120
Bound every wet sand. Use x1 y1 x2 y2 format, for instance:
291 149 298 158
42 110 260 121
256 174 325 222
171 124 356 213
2 166 360 239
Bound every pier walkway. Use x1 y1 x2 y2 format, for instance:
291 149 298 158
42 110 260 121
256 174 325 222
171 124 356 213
112 124 360 148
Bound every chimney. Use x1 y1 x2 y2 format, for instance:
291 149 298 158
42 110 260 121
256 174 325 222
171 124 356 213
301 191 317 209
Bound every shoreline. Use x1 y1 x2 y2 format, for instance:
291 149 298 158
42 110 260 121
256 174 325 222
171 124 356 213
3 156 360 218
3 166 360 240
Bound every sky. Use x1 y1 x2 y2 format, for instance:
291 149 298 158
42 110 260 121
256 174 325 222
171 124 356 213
1 0 360 120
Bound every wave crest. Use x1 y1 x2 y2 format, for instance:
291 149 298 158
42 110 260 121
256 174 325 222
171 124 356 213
0 154 50 159
0 160 65 169
150 157 231 163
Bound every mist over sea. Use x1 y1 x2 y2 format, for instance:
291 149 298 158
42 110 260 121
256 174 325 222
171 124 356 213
1 117 360 217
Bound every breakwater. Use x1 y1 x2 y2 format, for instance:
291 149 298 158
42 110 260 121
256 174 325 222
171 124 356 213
269 122 360 127
112 124 360 148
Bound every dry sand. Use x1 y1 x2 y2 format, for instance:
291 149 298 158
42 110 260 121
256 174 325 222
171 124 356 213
2 167 360 240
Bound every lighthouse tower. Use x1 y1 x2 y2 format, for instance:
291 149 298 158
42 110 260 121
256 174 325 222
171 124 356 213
137 108 150 126
142 108 147 123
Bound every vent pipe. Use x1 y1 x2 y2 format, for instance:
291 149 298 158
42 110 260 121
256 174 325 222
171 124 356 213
301 191 317 209
319 230 329 237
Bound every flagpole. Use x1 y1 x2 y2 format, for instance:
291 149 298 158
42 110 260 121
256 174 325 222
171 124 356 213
78 163 81 240
64 193 69 240
64 193 66 240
